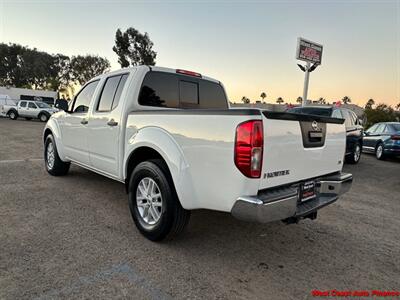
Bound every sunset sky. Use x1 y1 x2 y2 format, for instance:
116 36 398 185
0 0 399 106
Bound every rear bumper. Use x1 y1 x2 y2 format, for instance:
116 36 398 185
384 145 400 155
231 172 352 223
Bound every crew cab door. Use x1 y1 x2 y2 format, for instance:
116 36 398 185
87 73 129 177
18 101 28 116
59 80 100 165
27 101 39 117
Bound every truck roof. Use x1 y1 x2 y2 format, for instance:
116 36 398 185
93 65 220 84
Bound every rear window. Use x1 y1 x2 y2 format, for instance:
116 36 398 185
389 124 400 132
138 71 228 109
288 107 333 117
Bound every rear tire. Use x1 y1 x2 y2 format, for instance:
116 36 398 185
128 159 190 241
375 143 385 160
346 142 362 164
44 134 70 176
8 110 18 120
39 113 49 122
25 117 32 120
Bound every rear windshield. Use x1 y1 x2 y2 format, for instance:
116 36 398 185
288 107 333 117
138 71 228 109
390 124 400 132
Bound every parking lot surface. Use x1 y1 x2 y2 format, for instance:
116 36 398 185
1 117 399 299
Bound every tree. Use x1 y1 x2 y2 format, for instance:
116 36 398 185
395 102 400 110
276 97 284 104
365 98 375 109
241 96 250 104
342 96 351 104
113 27 157 67
317 97 326 104
296 96 302 104
70 55 110 85
364 103 397 128
260 92 266 102
0 43 31 88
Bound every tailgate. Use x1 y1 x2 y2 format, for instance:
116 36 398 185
259 111 346 190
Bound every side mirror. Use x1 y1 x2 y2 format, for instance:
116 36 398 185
55 99 69 111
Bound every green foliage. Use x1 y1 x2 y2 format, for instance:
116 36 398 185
365 98 375 109
364 103 399 128
342 96 351 104
296 96 302 104
0 43 109 90
113 27 157 67
70 55 110 85
276 97 284 104
241 96 250 104
260 92 266 101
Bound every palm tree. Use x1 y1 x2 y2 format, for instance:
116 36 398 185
276 97 284 105
241 96 250 104
318 97 326 104
342 96 351 104
296 96 302 104
260 92 266 102
365 98 375 109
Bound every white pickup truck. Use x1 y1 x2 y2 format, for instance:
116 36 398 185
44 66 352 241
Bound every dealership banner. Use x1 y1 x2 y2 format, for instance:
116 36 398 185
296 38 323 65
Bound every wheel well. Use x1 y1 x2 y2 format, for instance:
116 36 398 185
125 147 169 193
7 108 17 115
43 128 52 143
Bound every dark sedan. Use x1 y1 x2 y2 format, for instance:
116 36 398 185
287 106 364 164
362 122 400 160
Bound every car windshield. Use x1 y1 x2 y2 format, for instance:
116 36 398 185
36 102 51 108
287 107 333 117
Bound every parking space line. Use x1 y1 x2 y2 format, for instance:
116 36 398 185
0 158 43 164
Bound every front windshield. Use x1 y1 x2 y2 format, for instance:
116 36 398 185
36 102 51 108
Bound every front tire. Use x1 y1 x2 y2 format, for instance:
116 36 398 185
44 134 70 176
346 142 362 164
128 159 190 241
375 143 385 160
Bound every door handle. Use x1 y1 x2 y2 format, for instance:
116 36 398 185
107 119 118 127
81 119 88 125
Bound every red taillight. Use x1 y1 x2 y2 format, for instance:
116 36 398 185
234 120 263 178
391 135 400 140
176 69 202 78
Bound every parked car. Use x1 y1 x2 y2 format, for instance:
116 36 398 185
0 95 17 118
362 122 400 160
44 66 352 241
7 100 58 122
287 106 364 164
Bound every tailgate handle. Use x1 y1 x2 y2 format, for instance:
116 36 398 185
309 131 322 141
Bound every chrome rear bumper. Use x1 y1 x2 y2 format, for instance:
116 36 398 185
231 172 352 223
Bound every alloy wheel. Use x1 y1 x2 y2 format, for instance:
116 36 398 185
46 142 55 169
136 177 163 225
